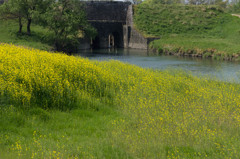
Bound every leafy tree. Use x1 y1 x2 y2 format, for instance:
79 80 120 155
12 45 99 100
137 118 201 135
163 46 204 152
0 0 53 34
22 0 54 35
40 0 97 52
0 0 24 33
228 1 240 13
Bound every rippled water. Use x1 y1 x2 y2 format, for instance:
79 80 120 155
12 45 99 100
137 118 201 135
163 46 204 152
74 49 240 82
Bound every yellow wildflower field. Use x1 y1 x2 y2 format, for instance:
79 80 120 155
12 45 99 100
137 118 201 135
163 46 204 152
1 43 240 158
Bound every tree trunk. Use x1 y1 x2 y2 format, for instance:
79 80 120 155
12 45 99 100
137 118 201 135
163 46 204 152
18 17 22 34
54 39 61 52
27 18 32 35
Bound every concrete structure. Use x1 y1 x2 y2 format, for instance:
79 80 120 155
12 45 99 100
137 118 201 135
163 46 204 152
123 5 157 49
85 1 130 49
84 1 158 50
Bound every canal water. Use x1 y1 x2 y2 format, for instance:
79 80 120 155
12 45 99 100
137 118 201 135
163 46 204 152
75 49 240 82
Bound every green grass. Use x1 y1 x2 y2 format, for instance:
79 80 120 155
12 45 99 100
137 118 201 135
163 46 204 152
134 4 231 37
150 33 240 60
0 19 53 51
2 44 240 158
0 105 129 158
134 2 240 59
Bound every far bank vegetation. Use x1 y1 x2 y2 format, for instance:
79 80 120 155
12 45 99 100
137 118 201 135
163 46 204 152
134 0 240 60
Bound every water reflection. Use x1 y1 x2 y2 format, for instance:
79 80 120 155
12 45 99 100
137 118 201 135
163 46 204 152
74 49 240 82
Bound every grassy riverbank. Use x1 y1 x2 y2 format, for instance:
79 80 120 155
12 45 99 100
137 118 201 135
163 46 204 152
0 19 53 51
1 43 240 158
134 3 240 60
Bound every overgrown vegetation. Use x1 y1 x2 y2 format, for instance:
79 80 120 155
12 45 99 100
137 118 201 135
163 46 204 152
228 1 240 14
1 44 240 158
37 0 96 52
134 2 240 60
0 0 53 34
0 0 96 53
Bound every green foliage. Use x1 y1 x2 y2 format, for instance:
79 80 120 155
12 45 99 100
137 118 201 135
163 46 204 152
0 0 21 18
0 0 53 34
39 0 96 53
0 0 23 33
227 1 240 14
0 0 97 52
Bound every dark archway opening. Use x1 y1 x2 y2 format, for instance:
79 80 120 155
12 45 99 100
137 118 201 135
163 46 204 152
89 22 124 49
92 36 100 49
112 31 122 48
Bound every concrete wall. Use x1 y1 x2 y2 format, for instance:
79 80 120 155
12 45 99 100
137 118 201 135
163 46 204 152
81 1 159 50
123 5 148 49
128 27 148 49
84 1 130 49
124 26 158 49
85 1 131 22
124 5 156 50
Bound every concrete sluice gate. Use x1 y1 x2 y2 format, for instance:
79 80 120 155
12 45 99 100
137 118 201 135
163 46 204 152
80 1 158 50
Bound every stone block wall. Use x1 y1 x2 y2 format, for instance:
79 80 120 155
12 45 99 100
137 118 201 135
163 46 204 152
80 1 159 50
85 1 131 22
